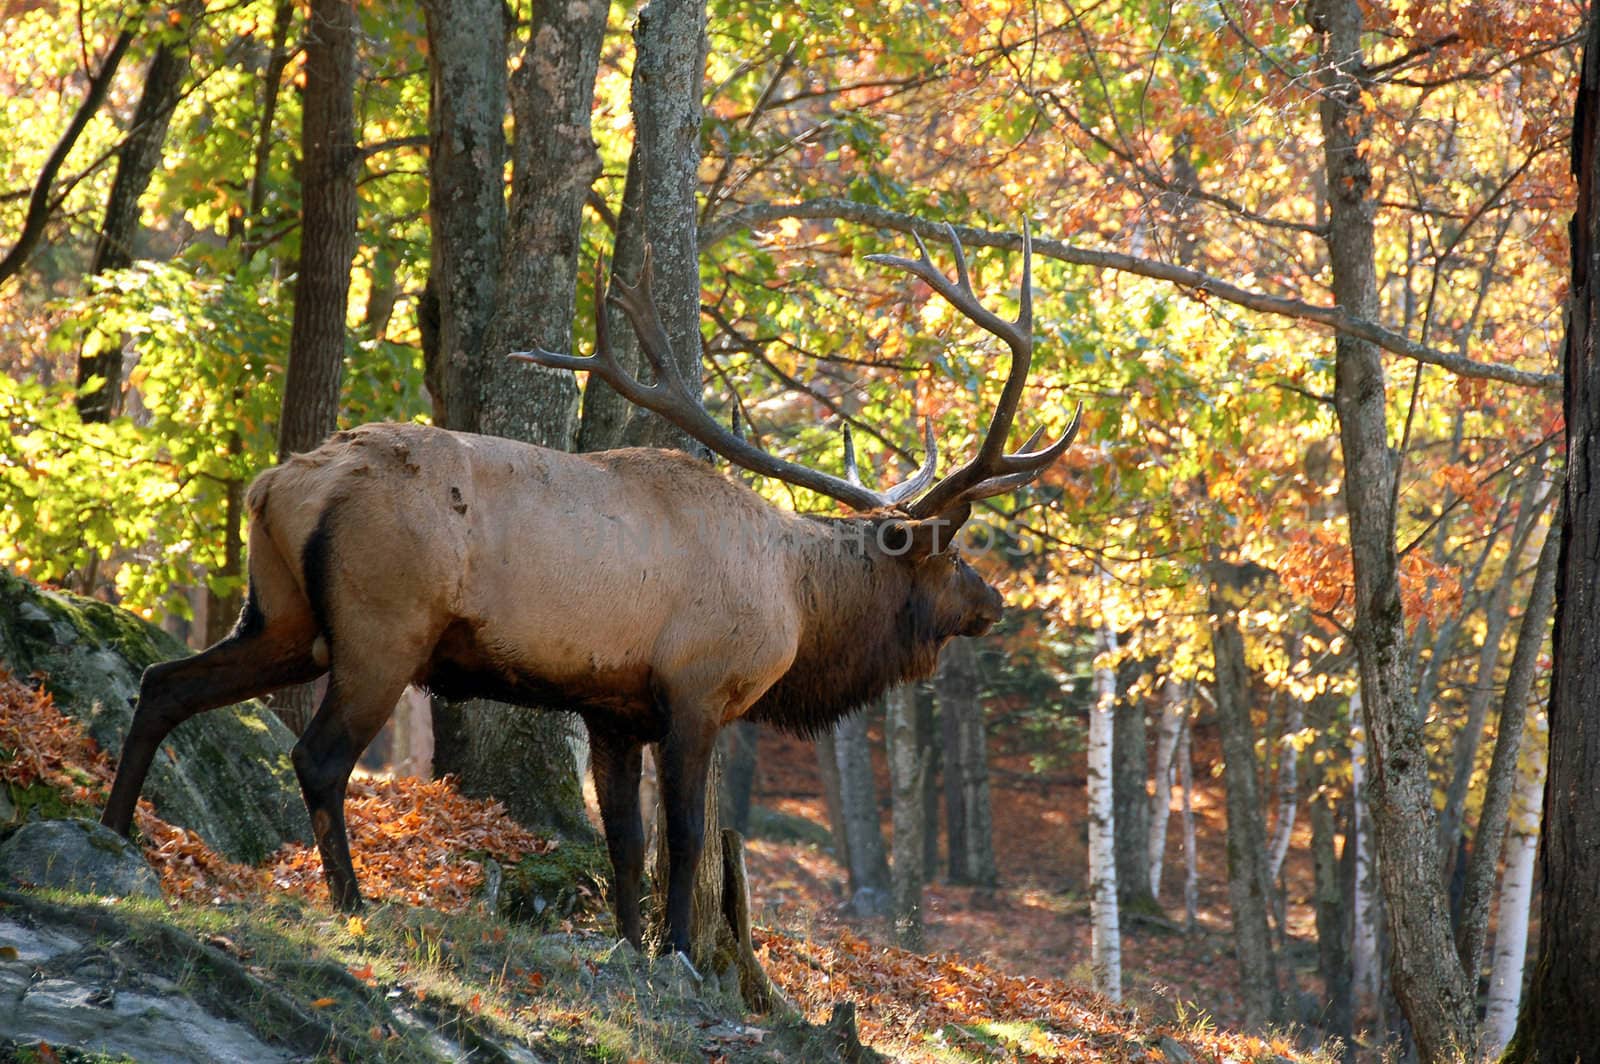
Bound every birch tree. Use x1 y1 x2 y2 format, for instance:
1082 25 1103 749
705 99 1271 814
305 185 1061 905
1483 715 1546 1058
1088 611 1121 1001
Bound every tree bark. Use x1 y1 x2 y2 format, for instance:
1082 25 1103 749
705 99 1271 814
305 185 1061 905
937 637 996 886
1087 615 1122 1001
276 0 359 460
1482 716 1545 1058
1311 0 1478 1054
1147 678 1185 898
719 720 758 836
1348 694 1379 1008
1112 659 1154 910
578 0 707 455
1178 709 1198 930
833 710 890 916
1308 695 1353 1048
1207 569 1278 1027
887 685 926 948
1455 516 1559 985
76 4 199 421
1507 10 1600 1054
420 0 605 837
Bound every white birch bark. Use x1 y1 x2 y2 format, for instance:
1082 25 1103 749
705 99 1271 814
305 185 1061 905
1266 692 1303 885
1349 691 1379 1003
1088 614 1122 1000
1147 678 1185 898
1482 716 1547 1057
1180 712 1198 930
886 684 927 949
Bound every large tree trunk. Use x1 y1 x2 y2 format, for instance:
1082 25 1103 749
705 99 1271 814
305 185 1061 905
76 2 199 421
1207 568 1278 1027
420 0 604 837
1087 615 1122 1001
577 0 707 455
887 684 927 948
1311 0 1478 1054
270 0 359 736
937 637 996 886
833 710 891 916
1507 11 1600 1055
276 0 358 459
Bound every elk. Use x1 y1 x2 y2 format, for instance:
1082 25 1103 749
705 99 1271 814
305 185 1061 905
99 227 1079 957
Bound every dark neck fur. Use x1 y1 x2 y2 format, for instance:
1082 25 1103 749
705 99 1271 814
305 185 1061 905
745 518 950 736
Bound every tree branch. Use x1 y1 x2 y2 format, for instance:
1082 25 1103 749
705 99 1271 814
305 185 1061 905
701 198 1558 388
0 22 138 286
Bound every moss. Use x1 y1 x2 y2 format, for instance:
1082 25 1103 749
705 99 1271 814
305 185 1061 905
0 567 309 862
4 781 95 826
1 1043 140 1064
497 837 611 929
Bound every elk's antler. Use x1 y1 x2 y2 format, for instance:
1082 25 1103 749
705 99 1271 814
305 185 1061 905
865 223 1081 519
509 251 936 512
511 225 1079 519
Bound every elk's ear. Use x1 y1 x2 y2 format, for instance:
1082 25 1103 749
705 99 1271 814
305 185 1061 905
882 502 973 560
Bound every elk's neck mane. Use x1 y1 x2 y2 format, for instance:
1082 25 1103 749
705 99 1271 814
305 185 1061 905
745 517 947 736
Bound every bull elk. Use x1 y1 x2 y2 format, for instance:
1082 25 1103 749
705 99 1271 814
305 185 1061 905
100 227 1079 957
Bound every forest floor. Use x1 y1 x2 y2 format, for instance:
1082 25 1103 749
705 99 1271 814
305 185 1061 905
742 726 1341 1060
2 670 1334 1062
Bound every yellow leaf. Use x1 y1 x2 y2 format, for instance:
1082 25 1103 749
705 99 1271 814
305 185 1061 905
310 997 337 1009
347 915 367 937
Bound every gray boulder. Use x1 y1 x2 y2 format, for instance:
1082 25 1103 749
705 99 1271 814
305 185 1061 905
0 568 308 861
0 819 162 898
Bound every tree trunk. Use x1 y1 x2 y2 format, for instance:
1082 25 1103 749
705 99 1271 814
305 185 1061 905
1147 678 1185 899
1348 694 1379 1009
937 637 996 887
1311 0 1478 1054
76 2 199 421
0 23 136 285
917 686 939 882
1482 716 1545 1058
1455 516 1559 984
1112 663 1154 911
833 710 890 917
887 685 927 948
719 720 758 836
578 0 708 455
1179 709 1198 931
277 0 359 460
815 728 849 868
1087 616 1122 1001
1207 570 1279 1027
1308 696 1353 1047
1507 11 1600 1054
421 0 604 837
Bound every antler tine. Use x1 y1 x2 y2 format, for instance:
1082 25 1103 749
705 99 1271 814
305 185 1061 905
884 418 939 504
842 423 863 486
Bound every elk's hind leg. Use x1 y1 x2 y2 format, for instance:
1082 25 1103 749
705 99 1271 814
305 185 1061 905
292 639 422 911
101 584 322 837
588 724 646 947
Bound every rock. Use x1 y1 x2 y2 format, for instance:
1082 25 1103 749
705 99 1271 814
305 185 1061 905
0 819 162 899
0 568 308 861
0 913 294 1063
1156 1034 1196 1063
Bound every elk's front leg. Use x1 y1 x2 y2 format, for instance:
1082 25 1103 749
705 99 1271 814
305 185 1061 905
588 726 645 948
658 716 717 958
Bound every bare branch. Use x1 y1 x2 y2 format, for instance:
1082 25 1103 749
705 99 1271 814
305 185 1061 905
702 198 1558 388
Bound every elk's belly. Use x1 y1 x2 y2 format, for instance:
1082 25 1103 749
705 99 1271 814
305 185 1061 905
420 619 656 717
